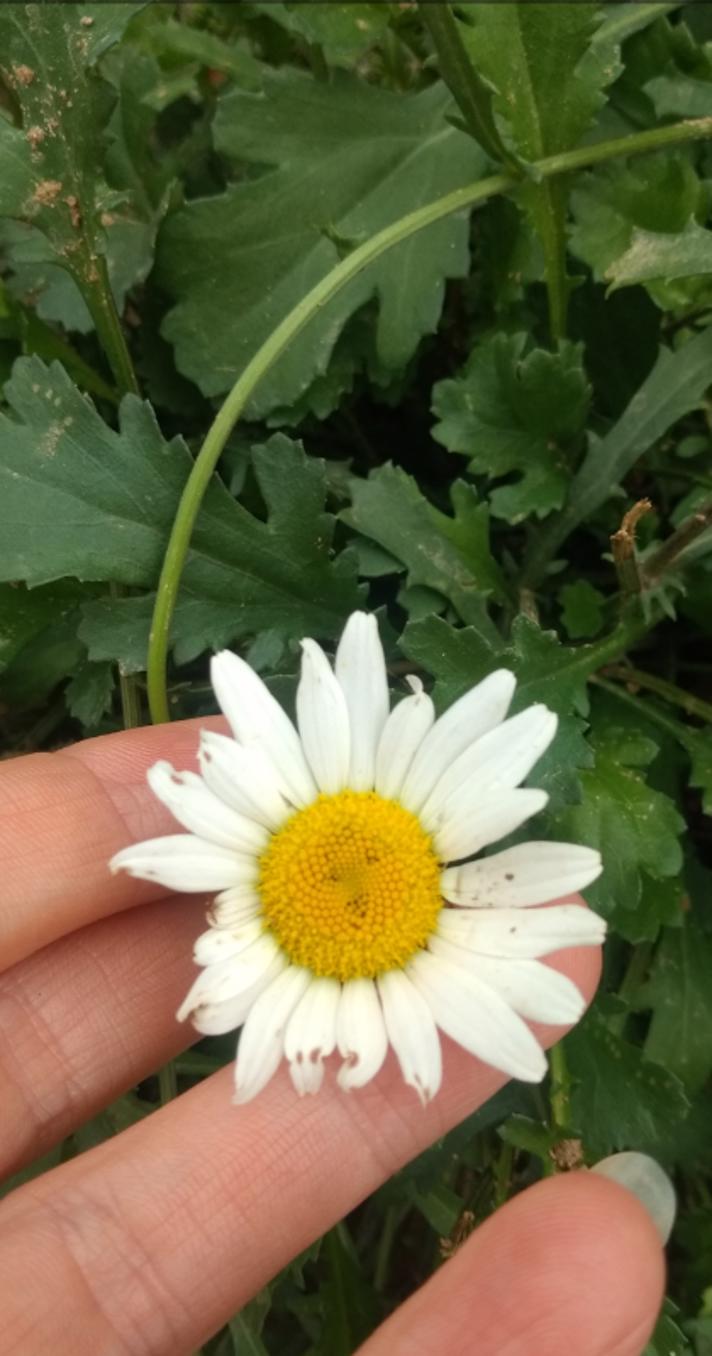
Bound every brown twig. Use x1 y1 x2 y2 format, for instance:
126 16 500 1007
610 498 653 599
643 499 712 584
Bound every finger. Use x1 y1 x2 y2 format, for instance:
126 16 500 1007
0 895 198 1177
0 717 225 971
356 1172 665 1356
0 881 597 1177
0 946 599 1356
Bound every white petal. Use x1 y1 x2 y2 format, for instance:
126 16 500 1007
374 677 435 801
441 841 603 908
377 969 442 1105
193 918 264 966
438 903 607 959
147 761 269 853
199 731 291 830
190 954 286 1035
428 935 586 1025
211 650 316 806
284 977 340 1096
434 788 549 864
206 887 262 929
335 611 389 791
296 639 351 794
408 950 547 1082
336 978 389 1091
176 933 282 1021
110 835 258 893
400 669 516 814
234 965 311 1104
421 705 558 828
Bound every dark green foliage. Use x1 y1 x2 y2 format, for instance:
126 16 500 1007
1 1 711 1349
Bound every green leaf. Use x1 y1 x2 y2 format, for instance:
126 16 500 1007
559 580 605 639
259 3 391 65
570 151 711 307
0 4 142 276
498 1114 559 1159
65 659 114 727
0 580 83 674
566 1009 690 1160
0 357 363 670
644 1301 695 1356
344 463 506 624
157 69 485 412
645 916 712 1093
526 326 712 581
431 334 590 522
554 721 685 938
606 219 712 293
459 3 617 329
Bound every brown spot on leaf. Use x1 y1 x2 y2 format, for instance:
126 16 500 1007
12 64 35 86
32 179 63 207
26 126 46 151
64 194 81 229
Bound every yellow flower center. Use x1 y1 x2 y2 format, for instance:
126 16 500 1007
257 790 442 981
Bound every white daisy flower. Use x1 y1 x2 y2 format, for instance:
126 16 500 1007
111 612 604 1105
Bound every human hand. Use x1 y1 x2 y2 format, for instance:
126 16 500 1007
0 720 665 1355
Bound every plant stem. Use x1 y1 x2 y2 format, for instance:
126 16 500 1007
75 253 142 729
549 1040 571 1133
602 664 712 724
643 498 712 582
158 1060 178 1105
79 253 140 399
418 2 520 170
610 499 653 603
146 114 712 724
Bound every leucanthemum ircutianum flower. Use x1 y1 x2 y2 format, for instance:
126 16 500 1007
111 613 604 1105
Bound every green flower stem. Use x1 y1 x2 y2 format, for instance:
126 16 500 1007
77 252 142 729
79 253 140 400
602 664 712 725
147 115 712 725
158 1059 178 1105
549 1039 571 1134
418 2 521 171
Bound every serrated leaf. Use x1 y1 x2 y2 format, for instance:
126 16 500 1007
0 357 363 670
157 69 485 413
566 1010 690 1159
644 1304 694 1356
0 4 143 308
344 463 506 625
553 722 685 938
606 219 712 293
645 916 712 1093
459 3 618 325
527 326 712 580
570 152 710 307
431 334 590 522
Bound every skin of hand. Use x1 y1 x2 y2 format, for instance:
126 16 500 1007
0 719 665 1356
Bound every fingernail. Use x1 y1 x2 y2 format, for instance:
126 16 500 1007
591 1151 676 1244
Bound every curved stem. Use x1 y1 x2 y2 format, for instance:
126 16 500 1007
147 114 712 724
